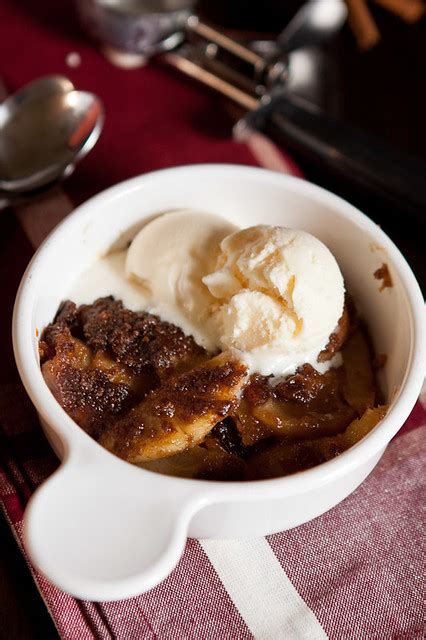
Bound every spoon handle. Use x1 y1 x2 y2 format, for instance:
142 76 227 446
0 186 61 212
0 192 35 211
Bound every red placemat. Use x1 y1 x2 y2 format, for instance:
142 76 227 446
1 2 425 638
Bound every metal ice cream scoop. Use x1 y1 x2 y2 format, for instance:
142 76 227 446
77 0 426 222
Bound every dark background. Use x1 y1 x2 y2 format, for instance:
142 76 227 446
200 0 426 158
1 1 425 638
199 0 426 292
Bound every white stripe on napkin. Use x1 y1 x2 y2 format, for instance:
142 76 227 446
201 538 327 640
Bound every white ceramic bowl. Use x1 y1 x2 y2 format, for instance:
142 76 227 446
13 165 425 601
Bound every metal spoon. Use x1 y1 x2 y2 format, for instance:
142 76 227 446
0 75 104 208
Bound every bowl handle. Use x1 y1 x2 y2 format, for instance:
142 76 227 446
23 446 209 601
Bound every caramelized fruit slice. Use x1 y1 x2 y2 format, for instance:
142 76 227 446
79 297 208 377
343 405 388 447
100 351 249 463
342 328 376 415
236 367 356 446
246 404 388 479
140 443 246 480
41 332 138 439
41 327 156 438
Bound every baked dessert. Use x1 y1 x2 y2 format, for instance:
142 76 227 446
39 213 387 480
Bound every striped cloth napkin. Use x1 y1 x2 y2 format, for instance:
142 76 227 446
1 3 424 635
1 360 425 639
2 134 425 640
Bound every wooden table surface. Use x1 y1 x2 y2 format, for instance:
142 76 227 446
1 3 424 638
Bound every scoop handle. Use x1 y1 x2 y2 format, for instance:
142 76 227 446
23 445 207 601
262 95 426 224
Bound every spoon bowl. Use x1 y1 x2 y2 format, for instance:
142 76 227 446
0 75 104 195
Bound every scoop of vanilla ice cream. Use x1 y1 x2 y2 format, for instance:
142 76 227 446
203 225 345 375
125 210 237 350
